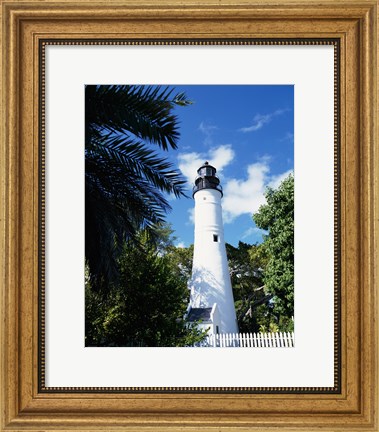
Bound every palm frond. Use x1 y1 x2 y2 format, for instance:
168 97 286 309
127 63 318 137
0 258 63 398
85 85 191 291
86 85 192 151
87 134 187 198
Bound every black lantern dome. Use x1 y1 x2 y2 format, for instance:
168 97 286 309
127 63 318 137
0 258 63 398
192 161 223 197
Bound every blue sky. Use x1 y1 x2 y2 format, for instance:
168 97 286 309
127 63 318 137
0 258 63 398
162 85 294 247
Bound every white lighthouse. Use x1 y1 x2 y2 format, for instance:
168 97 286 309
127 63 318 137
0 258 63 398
187 162 238 335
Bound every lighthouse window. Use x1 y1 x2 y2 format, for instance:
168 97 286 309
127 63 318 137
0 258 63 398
200 167 213 176
213 234 219 242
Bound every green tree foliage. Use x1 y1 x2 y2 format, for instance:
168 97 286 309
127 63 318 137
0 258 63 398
253 175 294 331
165 244 194 281
85 85 192 291
85 230 206 347
226 242 272 333
227 242 264 299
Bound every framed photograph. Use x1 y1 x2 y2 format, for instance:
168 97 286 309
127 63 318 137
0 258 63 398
1 0 377 430
83 83 296 352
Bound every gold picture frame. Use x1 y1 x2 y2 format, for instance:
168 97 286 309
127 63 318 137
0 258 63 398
1 0 377 430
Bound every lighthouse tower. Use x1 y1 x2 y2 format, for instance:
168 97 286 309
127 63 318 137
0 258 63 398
187 162 238 335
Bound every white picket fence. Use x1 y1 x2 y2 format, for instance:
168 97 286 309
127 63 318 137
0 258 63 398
204 331 294 347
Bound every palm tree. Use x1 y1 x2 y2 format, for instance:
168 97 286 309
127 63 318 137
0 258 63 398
85 85 191 291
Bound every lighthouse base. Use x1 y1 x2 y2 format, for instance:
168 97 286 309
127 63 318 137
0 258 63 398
186 303 221 336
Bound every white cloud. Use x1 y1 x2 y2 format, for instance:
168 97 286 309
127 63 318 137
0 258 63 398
178 144 235 186
210 145 235 172
177 152 203 185
222 161 269 223
268 170 293 190
239 114 271 132
222 161 292 223
241 226 267 240
198 121 218 146
176 241 186 248
178 146 292 226
279 132 294 142
239 109 288 133
186 208 195 225
199 121 217 134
